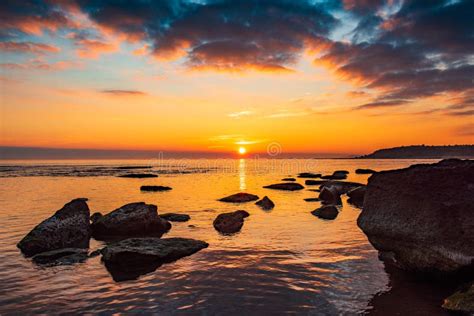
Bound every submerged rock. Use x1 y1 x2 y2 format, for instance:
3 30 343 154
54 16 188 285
297 173 321 179
91 202 171 240
17 198 91 257
160 213 190 222
347 186 366 207
358 159 474 275
311 205 339 220
319 187 342 205
31 248 88 265
443 283 474 313
101 237 208 281
321 172 347 180
213 210 250 234
282 177 296 181
263 183 304 191
304 197 320 202
356 168 377 174
219 193 259 203
255 196 275 210
90 212 103 223
118 173 158 178
140 185 172 192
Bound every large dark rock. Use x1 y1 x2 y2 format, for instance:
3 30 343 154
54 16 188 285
31 248 88 266
443 283 474 313
160 213 190 222
263 183 304 191
91 202 171 240
297 173 321 179
356 168 377 174
311 205 339 220
319 187 342 205
17 198 91 257
347 186 366 207
213 210 250 234
255 196 275 210
101 237 208 281
140 185 172 192
219 192 259 203
358 159 474 275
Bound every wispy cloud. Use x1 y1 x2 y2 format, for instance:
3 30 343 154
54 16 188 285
355 99 410 110
100 90 147 96
228 110 254 118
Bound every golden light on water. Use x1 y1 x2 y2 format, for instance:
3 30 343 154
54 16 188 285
238 147 247 155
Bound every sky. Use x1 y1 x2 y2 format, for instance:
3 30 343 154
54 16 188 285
0 0 473 157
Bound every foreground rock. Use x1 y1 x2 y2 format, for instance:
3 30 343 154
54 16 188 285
140 185 172 192
101 237 208 281
219 192 259 203
32 248 88 265
443 283 474 313
91 202 171 240
255 196 275 210
358 159 474 275
160 213 190 222
347 186 366 207
319 187 342 205
90 212 103 223
213 210 250 234
311 205 339 220
17 198 91 257
118 173 158 178
356 168 377 174
297 173 321 179
263 183 304 191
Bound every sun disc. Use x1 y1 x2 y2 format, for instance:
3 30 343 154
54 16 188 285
238 147 246 155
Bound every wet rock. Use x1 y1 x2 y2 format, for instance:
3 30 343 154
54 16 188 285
17 198 91 257
356 168 377 174
213 210 250 234
101 237 208 281
91 202 171 240
347 186 366 207
320 181 365 195
31 248 88 265
263 183 304 191
311 205 339 220
140 185 172 192
90 212 103 223
443 283 474 313
118 173 158 178
219 192 259 203
282 177 296 181
160 213 190 222
297 173 321 179
319 187 342 205
255 196 275 210
304 198 320 202
321 171 348 180
358 159 474 275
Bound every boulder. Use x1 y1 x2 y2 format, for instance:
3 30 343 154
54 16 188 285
319 187 342 205
91 202 171 240
263 183 304 191
297 173 321 179
320 181 365 195
31 248 88 265
358 159 474 275
90 212 103 223
356 168 377 174
140 185 172 192
311 205 339 220
219 192 259 203
17 198 91 257
321 171 347 180
213 210 250 234
101 237 208 281
118 173 158 178
443 283 474 313
255 196 275 210
160 213 190 222
347 186 366 207
282 177 296 181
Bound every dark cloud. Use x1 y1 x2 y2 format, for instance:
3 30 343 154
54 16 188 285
355 99 409 110
100 90 147 96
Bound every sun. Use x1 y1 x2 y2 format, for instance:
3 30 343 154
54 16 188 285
238 146 247 155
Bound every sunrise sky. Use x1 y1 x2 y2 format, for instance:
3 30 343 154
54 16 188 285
1 0 473 156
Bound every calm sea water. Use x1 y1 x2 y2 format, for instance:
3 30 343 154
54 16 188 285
0 159 452 315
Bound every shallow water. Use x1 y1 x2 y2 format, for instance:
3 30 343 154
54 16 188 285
0 158 451 315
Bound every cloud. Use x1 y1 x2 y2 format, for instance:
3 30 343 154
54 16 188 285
100 90 147 96
355 99 410 110
0 59 80 71
0 41 60 54
228 110 253 118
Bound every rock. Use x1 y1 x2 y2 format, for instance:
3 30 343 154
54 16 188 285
298 173 321 179
17 198 91 257
443 283 474 313
320 181 365 195
140 185 172 192
118 173 158 178
89 249 102 258
90 212 103 223
255 196 275 210
347 186 366 207
282 177 296 181
101 237 208 281
321 171 347 180
160 213 190 222
213 210 250 234
31 248 88 265
263 183 304 191
357 159 474 275
356 168 377 174
311 205 339 220
319 187 342 205
91 202 171 240
219 192 259 203
304 198 320 202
